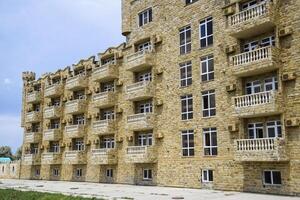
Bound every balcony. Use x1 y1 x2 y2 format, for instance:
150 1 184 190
65 74 88 90
92 120 116 135
92 62 119 82
125 81 154 101
25 132 42 143
43 129 62 141
233 91 282 118
65 124 85 138
234 138 289 162
125 47 154 71
23 154 41 165
41 152 62 165
44 83 63 98
65 99 87 114
26 91 41 103
92 91 116 108
44 106 62 119
26 111 42 123
125 146 157 163
231 47 279 77
228 1 275 39
64 151 87 164
90 149 117 165
126 113 154 131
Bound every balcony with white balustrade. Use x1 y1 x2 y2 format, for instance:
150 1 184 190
26 111 42 123
92 91 117 108
234 137 288 162
126 113 154 131
64 150 87 164
24 132 42 143
26 91 41 103
43 129 62 141
125 81 154 101
92 120 116 135
65 124 85 138
41 152 62 165
23 154 41 165
125 146 157 163
65 74 88 90
125 47 155 71
231 47 279 77
44 83 63 98
44 106 62 119
233 91 282 118
90 148 117 165
65 99 87 114
228 1 275 38
92 61 119 82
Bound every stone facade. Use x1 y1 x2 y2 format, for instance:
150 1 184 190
19 0 300 196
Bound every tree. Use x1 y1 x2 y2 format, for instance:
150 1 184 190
14 146 22 160
0 146 13 159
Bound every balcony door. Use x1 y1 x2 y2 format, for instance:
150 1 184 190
248 123 264 139
137 133 153 146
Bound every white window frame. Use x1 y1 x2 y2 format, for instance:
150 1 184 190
261 35 275 47
248 123 264 139
201 55 214 82
181 130 195 157
199 17 213 48
203 128 218 156
139 102 153 113
76 168 82 177
138 133 153 146
137 41 151 52
263 170 282 185
186 0 198 5
102 82 115 92
202 169 213 183
52 142 60 153
245 80 261 94
138 71 152 82
75 115 85 125
53 168 59 177
202 90 216 118
179 25 191 54
143 169 153 180
138 8 152 27
264 77 278 91
75 139 85 151
180 61 192 87
103 137 115 149
103 110 115 120
181 94 193 120
244 40 258 52
266 121 282 138
35 169 40 176
106 169 113 178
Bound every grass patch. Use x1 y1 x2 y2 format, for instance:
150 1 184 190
0 188 105 200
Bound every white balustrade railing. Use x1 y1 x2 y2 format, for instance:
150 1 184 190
236 138 277 151
91 148 111 155
127 146 147 154
232 46 272 66
127 46 153 62
43 129 60 138
93 119 112 128
65 124 84 132
26 111 40 121
44 83 62 96
42 152 61 160
65 98 86 106
26 91 40 102
92 91 110 101
230 1 270 26
65 151 84 158
126 81 151 93
93 60 116 74
127 113 152 123
234 91 275 108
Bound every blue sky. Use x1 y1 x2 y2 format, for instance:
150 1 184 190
0 0 123 152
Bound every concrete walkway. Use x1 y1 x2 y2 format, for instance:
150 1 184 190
0 179 299 200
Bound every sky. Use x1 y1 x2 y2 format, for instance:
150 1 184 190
0 0 124 153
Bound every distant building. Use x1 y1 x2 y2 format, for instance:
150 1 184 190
0 157 12 163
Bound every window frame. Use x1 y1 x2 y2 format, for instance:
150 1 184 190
179 61 192 87
199 17 213 48
248 123 264 139
266 121 282 138
143 169 153 180
181 94 193 120
181 130 195 157
263 170 282 185
202 90 216 118
179 25 192 55
203 127 217 156
201 55 214 82
138 133 153 146
138 8 153 27
76 168 83 178
106 169 113 178
202 169 213 183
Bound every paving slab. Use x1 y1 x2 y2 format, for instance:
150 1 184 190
0 179 299 200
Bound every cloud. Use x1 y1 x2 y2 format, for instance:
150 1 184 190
3 78 12 85
0 115 23 153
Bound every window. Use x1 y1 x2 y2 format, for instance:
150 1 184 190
248 123 264 139
106 169 113 178
267 121 282 138
245 80 261 94
261 36 275 47
12 166 15 173
102 82 114 92
75 115 85 125
52 98 60 107
181 130 194 157
203 128 217 156
199 17 213 48
202 90 216 117
242 0 260 10
139 102 153 113
185 0 198 5
244 41 258 52
138 8 152 27
143 169 153 180
264 77 278 91
35 169 40 176
180 61 192 87
137 41 151 52
102 56 115 66
179 26 191 54
181 95 193 120
138 71 152 82
138 133 153 146
202 169 213 182
53 168 59 177
201 55 214 82
74 91 85 100
102 110 115 120
76 168 82 177
264 170 282 185
50 142 60 153
102 137 115 149
51 119 60 129
74 139 84 151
